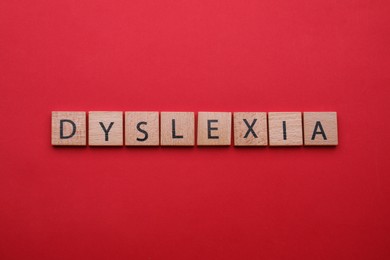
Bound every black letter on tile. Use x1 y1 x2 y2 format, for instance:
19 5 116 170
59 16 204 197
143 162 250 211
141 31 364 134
282 121 287 140
208 120 219 139
243 119 258 138
311 121 327 140
60 119 76 139
99 122 114 141
136 121 148 141
172 119 183 139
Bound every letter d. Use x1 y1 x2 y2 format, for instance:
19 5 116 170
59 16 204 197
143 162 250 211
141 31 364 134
60 119 76 139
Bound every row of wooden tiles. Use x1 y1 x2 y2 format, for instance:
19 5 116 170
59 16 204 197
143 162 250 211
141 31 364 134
52 111 338 146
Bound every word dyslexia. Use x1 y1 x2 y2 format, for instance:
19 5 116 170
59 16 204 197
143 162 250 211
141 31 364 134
51 111 338 146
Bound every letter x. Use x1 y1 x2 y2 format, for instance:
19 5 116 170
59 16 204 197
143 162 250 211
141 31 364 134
243 119 258 138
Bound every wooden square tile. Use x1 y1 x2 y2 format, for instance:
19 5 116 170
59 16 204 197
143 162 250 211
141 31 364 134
234 112 268 146
125 112 159 146
89 111 123 146
197 112 232 146
160 112 194 146
303 112 338 146
52 111 86 146
268 112 303 146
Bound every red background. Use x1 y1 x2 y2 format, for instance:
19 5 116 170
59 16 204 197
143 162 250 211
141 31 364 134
1 0 389 259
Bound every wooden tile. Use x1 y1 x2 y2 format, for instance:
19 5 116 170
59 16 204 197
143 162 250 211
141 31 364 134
89 111 123 146
303 112 338 146
52 111 86 146
160 112 194 146
234 112 268 146
197 112 232 146
125 112 159 146
268 112 303 146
